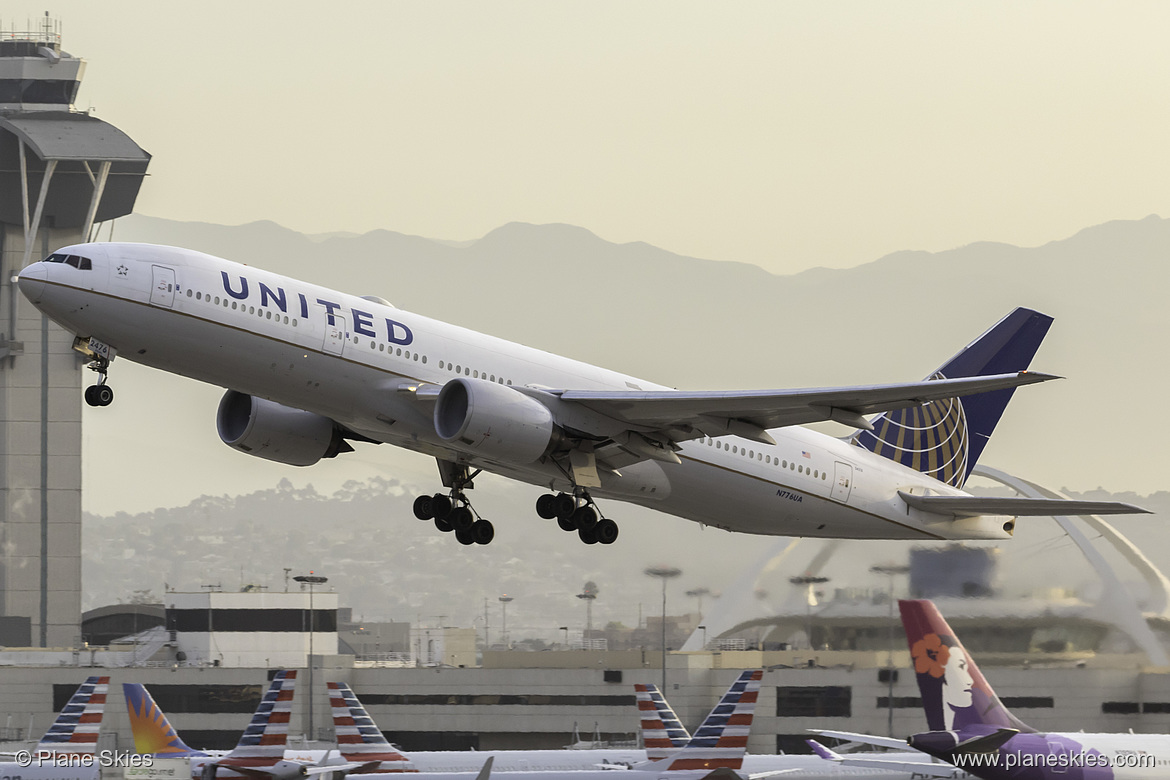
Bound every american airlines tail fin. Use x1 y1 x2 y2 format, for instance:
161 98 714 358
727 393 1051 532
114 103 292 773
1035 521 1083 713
851 308 1052 488
634 683 691 761
327 682 415 773
123 683 209 756
35 676 109 755
645 670 762 772
221 671 296 763
900 599 1034 734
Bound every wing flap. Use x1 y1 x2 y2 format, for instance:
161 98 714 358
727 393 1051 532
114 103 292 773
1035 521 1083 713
899 492 1151 518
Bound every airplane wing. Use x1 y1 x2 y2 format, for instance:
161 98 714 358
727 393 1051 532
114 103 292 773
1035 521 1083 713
805 729 911 751
805 740 962 779
559 372 1055 439
898 493 1152 518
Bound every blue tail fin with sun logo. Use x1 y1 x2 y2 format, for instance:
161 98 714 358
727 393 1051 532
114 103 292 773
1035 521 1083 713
850 308 1052 489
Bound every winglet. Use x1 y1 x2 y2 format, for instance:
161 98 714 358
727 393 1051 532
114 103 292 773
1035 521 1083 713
474 756 494 780
805 740 842 761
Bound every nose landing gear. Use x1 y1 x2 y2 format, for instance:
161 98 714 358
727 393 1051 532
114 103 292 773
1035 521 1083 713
83 355 113 407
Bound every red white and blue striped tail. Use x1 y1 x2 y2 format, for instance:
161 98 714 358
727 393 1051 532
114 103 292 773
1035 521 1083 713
222 670 296 763
635 683 691 761
660 670 762 771
35 676 109 755
328 682 415 772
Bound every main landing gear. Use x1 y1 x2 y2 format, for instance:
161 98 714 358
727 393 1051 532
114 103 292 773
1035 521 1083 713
535 491 619 545
83 355 114 407
413 463 494 545
413 492 495 545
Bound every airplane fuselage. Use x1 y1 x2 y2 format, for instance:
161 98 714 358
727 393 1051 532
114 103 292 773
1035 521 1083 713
18 243 1015 542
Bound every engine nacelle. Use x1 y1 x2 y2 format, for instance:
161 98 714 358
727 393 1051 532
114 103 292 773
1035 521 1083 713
216 390 352 467
434 378 556 463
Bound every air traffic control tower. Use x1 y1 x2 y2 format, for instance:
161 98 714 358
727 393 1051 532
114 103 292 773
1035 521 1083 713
0 16 150 646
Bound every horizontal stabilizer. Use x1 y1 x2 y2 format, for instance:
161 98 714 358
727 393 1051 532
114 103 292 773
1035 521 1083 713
899 492 1151 518
949 727 1019 755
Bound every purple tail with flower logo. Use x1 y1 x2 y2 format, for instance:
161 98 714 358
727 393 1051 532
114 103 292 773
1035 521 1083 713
900 599 1033 734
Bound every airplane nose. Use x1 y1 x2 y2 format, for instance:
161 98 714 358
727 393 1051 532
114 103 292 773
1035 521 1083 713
17 263 46 303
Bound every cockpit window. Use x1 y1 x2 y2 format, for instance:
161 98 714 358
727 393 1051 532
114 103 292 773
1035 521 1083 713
42 253 91 270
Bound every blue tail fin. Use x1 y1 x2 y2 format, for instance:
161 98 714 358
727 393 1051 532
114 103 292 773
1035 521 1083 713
851 308 1052 488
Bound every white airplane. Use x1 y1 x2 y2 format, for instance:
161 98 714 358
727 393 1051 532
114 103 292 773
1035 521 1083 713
0 676 109 780
17 244 1146 546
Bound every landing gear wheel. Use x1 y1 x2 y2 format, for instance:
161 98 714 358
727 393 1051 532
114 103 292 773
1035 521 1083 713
413 495 434 520
578 526 599 545
455 527 476 545
448 506 475 532
470 519 495 545
557 514 577 532
85 384 113 407
431 494 453 520
553 493 577 520
435 516 454 533
572 505 598 530
535 493 558 519
595 518 619 544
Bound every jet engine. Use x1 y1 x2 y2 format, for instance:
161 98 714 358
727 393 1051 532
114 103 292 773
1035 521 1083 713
434 377 558 463
216 390 353 466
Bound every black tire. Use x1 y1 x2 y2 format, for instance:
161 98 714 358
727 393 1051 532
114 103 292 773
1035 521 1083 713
84 385 100 407
470 519 495 545
96 385 114 406
578 526 599 545
449 506 475 532
413 495 434 520
557 514 576 532
595 518 619 544
435 516 453 533
535 493 558 519
572 505 598 530
431 494 453 520
455 527 475 545
553 493 577 520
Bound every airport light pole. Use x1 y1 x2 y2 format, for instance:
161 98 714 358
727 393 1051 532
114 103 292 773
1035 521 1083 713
576 581 598 646
645 566 681 691
686 587 710 622
788 575 829 651
871 563 910 737
499 595 513 649
294 573 327 743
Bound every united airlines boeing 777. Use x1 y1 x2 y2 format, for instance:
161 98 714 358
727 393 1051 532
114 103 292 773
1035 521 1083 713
17 243 1145 546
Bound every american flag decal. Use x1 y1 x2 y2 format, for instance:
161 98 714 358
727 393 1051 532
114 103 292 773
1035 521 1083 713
328 682 416 772
220 670 296 764
635 683 690 761
660 670 762 771
36 676 109 755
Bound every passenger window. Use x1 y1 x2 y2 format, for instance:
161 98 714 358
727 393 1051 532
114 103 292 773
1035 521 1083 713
187 290 193 297
196 292 202 301
421 356 427 364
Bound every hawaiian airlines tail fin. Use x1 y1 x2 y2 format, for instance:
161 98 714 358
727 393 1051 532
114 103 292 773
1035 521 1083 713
123 683 209 756
35 676 109 755
851 308 1052 488
634 683 691 761
640 670 762 772
900 599 1034 734
327 682 414 772
220 671 296 763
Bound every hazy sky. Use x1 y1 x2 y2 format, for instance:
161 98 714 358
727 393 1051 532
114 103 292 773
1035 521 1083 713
9 1 1170 273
